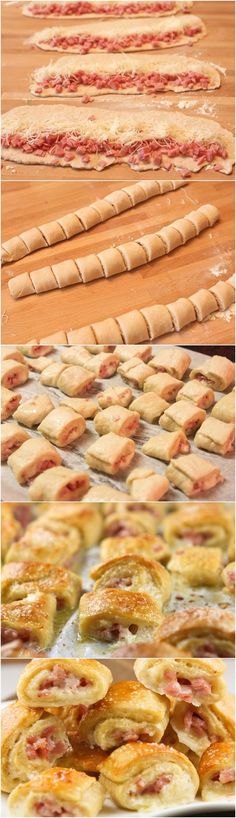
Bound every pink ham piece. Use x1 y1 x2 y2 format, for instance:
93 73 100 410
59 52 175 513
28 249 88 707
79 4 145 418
134 774 172 794
179 529 211 545
35 800 72 817
212 769 235 784
26 726 67 761
38 664 92 693
183 706 207 736
163 671 212 700
1 627 30 644
98 623 138 641
112 728 153 743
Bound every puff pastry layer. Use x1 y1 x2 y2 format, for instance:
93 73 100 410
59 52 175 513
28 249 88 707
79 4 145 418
8 767 104 817
17 659 113 707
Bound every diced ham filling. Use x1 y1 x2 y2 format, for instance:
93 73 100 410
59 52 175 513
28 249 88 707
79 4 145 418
193 644 222 658
228 569 235 588
39 27 202 53
99 622 138 641
106 522 140 535
1 627 30 644
112 727 153 743
212 769 235 784
35 69 210 95
2 132 227 171
38 664 92 693
26 725 67 761
183 706 208 736
35 799 73 817
105 576 133 588
59 478 85 499
133 774 172 795
179 529 211 545
2 439 25 458
28 2 182 17
163 670 212 700
6 374 21 387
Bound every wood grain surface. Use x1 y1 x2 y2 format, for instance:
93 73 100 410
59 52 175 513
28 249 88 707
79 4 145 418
2 179 235 344
1 0 235 181
1 347 234 502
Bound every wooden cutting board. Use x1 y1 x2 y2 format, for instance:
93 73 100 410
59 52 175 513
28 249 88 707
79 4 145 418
1 0 235 181
2 179 235 344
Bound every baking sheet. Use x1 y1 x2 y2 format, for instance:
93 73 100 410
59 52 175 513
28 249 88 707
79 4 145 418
2 346 235 502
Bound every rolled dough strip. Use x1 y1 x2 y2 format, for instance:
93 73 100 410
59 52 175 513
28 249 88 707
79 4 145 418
189 288 218 320
167 298 196 330
2 180 186 265
116 241 147 270
209 281 235 310
116 311 150 343
92 318 123 344
8 204 219 299
77 254 104 283
140 305 174 338
23 2 194 19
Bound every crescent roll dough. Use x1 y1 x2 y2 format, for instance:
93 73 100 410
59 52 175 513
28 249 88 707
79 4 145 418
1 388 21 421
23 2 194 19
199 740 235 801
143 373 183 401
7 767 104 817
176 380 215 409
134 658 226 706
38 406 86 446
97 385 133 409
157 607 235 657
159 400 206 435
59 396 98 418
170 695 235 758
17 659 113 708
2 106 233 177
130 392 169 423
1 592 56 653
190 355 235 391
99 742 199 811
167 546 223 586
91 554 171 605
7 438 61 484
150 348 190 379
94 405 139 437
5 518 81 569
2 561 82 609
126 468 170 501
77 681 169 750
79 588 162 643
1 423 30 462
28 466 90 501
1 702 71 793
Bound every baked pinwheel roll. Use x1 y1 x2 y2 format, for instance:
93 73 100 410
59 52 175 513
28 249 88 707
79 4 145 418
38 406 86 446
1 423 30 461
157 608 235 657
85 352 118 378
1 702 71 792
190 355 235 392
199 740 235 800
222 562 235 595
167 546 222 586
77 681 169 750
42 503 103 548
1 592 56 653
1 387 21 421
91 554 171 605
100 533 170 565
57 365 96 396
17 659 112 708
176 380 215 409
170 694 235 757
5 518 81 568
2 561 82 609
149 348 191 379
94 405 140 438
1 359 28 389
159 400 206 436
129 392 169 423
142 430 190 462
97 386 133 409
143 373 183 402
211 390 235 424
126 467 170 500
162 502 234 553
166 453 223 496
13 394 54 427
60 396 98 418
194 417 235 456
134 658 226 705
8 438 61 484
85 432 135 474
99 742 199 811
103 508 158 537
28 466 90 500
1 504 22 560
8 767 104 817
79 589 162 643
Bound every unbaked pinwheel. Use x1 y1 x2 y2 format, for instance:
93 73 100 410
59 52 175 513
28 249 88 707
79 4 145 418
1 423 30 462
1 387 21 421
17 659 113 708
165 453 223 496
1 360 28 389
28 466 90 501
7 438 61 484
190 355 235 391
211 391 235 423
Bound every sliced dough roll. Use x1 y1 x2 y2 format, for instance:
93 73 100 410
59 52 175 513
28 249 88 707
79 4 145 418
31 53 220 97
170 695 235 758
17 659 113 708
156 607 235 657
8 767 104 818
29 15 206 56
2 105 233 176
91 554 171 605
134 658 226 706
78 588 162 643
199 740 235 801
